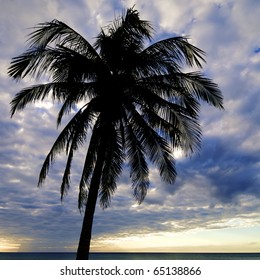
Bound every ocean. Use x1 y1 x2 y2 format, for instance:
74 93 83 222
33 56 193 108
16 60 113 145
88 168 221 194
0 252 260 260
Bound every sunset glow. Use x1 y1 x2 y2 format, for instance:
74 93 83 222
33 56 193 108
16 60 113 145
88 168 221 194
0 0 259 253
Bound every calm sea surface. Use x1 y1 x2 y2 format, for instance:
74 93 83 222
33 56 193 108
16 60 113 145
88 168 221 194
0 252 260 260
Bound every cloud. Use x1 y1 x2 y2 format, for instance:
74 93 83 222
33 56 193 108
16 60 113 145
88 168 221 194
0 0 259 252
177 136 260 202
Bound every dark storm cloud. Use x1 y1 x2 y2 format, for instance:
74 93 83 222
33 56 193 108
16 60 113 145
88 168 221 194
176 136 260 203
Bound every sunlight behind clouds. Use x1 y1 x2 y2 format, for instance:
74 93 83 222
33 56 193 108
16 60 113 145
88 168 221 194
0 237 20 252
91 225 260 253
35 101 53 110
0 0 259 253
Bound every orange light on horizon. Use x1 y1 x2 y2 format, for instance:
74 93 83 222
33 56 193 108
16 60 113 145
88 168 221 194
0 238 20 252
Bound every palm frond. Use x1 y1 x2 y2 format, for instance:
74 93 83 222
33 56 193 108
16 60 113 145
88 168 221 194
60 146 74 200
173 112 201 153
131 83 201 154
78 116 103 210
99 126 125 208
27 19 100 58
60 107 92 199
174 72 224 109
77 146 95 210
8 48 58 80
142 36 206 70
127 105 177 184
38 105 94 187
56 98 75 127
37 121 75 187
94 7 153 72
50 45 106 82
56 83 87 127
158 98 201 154
9 82 96 118
116 7 153 48
8 45 103 82
96 7 153 49
10 83 55 117
124 116 150 203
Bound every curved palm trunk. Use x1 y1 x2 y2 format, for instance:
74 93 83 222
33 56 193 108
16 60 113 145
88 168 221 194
76 143 106 260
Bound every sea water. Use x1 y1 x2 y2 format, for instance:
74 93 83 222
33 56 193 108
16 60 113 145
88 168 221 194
0 252 260 260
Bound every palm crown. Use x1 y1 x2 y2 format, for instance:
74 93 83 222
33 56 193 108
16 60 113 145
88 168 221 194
9 7 223 259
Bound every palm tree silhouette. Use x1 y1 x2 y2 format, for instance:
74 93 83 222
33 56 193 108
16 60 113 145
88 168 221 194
9 7 223 259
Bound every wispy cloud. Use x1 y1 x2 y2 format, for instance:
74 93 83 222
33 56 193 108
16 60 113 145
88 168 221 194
0 0 259 252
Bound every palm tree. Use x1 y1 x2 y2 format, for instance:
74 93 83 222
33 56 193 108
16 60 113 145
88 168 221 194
8 7 223 259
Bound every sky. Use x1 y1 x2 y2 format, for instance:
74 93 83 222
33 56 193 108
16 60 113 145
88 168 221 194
0 0 260 253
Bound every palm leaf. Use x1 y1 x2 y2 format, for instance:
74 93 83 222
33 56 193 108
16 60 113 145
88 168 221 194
77 116 103 210
38 105 94 187
124 115 150 203
142 36 206 70
10 82 96 118
27 19 100 58
60 145 74 200
55 81 97 127
127 105 177 184
10 83 55 117
8 48 58 80
131 82 201 154
60 107 92 199
8 45 104 82
173 72 224 109
99 126 125 208
96 7 153 51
